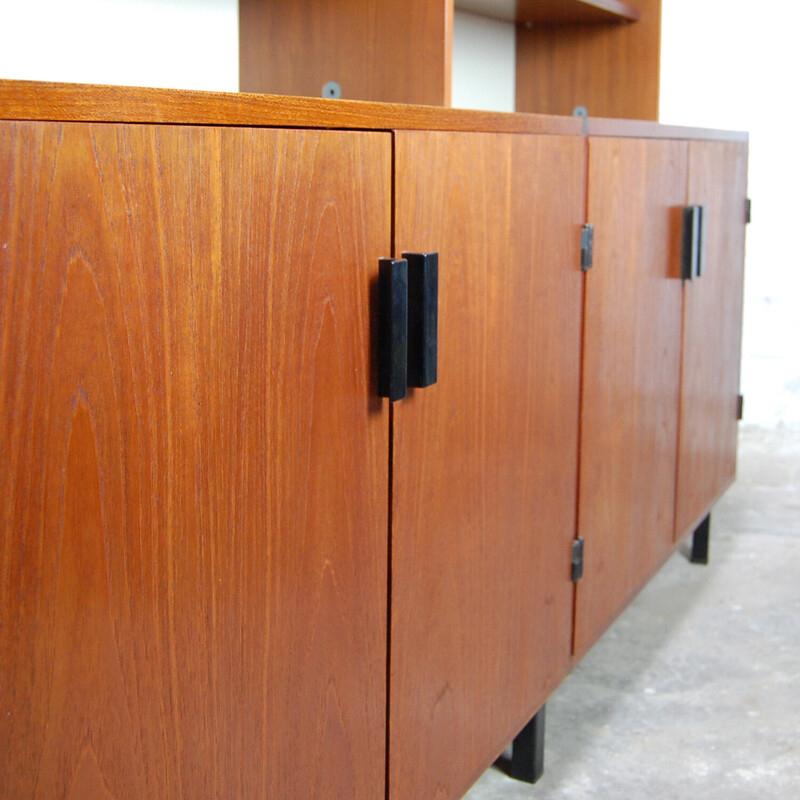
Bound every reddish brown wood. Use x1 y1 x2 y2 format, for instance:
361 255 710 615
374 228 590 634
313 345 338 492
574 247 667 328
458 0 640 23
515 0 640 23
0 121 391 799
0 78 582 134
587 116 748 142
516 0 661 120
575 136 687 660
240 0 453 105
390 130 585 799
1 78 747 142
675 141 748 540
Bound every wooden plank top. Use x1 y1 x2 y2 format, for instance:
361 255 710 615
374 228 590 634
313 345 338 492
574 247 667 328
587 116 748 142
0 80 581 135
0 80 746 142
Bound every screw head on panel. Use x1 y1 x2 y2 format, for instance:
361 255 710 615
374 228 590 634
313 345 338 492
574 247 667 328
322 81 342 99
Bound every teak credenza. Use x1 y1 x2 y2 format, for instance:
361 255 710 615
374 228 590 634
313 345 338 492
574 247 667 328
0 80 747 800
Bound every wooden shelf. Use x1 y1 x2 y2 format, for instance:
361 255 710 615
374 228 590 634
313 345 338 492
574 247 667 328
238 0 655 117
456 0 641 24
515 0 659 120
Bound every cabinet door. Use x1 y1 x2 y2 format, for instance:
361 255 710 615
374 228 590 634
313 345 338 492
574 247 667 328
390 131 585 800
575 137 687 658
0 122 390 799
675 141 748 539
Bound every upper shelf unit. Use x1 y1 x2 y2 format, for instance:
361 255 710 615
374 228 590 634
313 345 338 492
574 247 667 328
239 0 661 121
455 0 641 24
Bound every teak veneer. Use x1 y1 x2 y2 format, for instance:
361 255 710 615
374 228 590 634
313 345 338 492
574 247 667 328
0 118 391 800
458 0 641 24
239 0 661 120
390 130 585 800
0 80 748 800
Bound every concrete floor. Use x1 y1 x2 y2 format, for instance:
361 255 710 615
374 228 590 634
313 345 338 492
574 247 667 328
466 426 800 800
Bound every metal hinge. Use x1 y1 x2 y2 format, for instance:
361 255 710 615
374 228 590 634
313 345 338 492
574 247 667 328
746 198 752 225
580 224 594 271
571 537 585 582
737 394 745 421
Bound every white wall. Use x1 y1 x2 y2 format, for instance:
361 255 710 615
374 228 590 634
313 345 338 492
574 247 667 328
452 11 515 112
0 0 238 92
660 0 800 429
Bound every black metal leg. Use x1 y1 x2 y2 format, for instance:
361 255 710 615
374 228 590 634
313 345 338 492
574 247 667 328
690 513 711 564
510 706 545 784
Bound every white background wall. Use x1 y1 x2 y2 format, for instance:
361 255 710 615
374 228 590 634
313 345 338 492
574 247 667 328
452 11 515 112
0 0 238 91
0 1 796 428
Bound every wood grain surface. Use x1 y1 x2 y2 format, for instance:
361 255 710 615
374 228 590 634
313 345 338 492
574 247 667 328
457 0 640 23
514 0 640 23
390 130 586 799
0 121 391 799
0 78 582 135
575 136 687 660
1 78 751 141
675 141 748 540
516 0 661 120
240 0 452 105
586 116 748 143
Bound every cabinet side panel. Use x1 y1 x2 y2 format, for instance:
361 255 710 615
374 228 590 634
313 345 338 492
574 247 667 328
240 0 452 105
0 121 390 799
575 136 685 659
675 141 748 539
390 130 585 800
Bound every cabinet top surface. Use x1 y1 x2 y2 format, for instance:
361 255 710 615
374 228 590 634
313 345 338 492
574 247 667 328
0 80 747 142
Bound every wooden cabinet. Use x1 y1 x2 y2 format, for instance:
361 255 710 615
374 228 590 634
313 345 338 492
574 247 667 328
0 81 747 800
675 141 748 540
0 119 391 799
575 136 687 656
389 130 585 799
575 134 748 653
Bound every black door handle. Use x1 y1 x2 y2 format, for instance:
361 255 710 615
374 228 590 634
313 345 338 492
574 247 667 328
402 252 438 389
681 205 706 280
378 257 408 402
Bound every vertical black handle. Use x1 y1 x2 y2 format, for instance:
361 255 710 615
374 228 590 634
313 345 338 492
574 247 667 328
403 251 438 388
681 205 706 280
697 205 707 278
580 224 594 271
378 257 408 402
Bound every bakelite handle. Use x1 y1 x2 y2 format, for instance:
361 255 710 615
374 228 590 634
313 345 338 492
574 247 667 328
378 258 408 402
681 205 707 280
403 251 438 389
